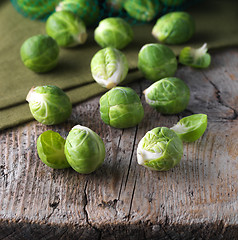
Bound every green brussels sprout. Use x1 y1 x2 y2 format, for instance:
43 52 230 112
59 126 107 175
152 11 195 44
17 0 60 19
94 17 134 49
123 0 161 22
138 43 177 81
161 0 186 7
56 0 100 27
26 85 72 125
144 77 190 114
90 47 129 89
64 125 105 174
179 43 211 68
46 11 87 48
100 87 144 128
171 114 207 142
20 35 59 73
37 130 70 169
137 127 183 171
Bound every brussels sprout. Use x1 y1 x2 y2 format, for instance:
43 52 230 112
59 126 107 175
46 11 87 48
144 77 190 114
26 85 72 125
17 0 60 19
171 114 207 142
161 0 186 7
100 87 144 128
123 0 161 22
94 17 134 49
137 127 183 171
91 47 129 89
37 130 70 169
20 35 59 73
56 0 100 27
64 125 105 174
152 11 195 44
179 43 211 68
138 43 177 81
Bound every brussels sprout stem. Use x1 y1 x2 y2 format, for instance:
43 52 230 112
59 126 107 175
143 88 157 105
74 32 87 45
72 124 88 131
55 3 62 12
137 130 164 165
26 87 35 103
171 122 188 134
26 87 45 103
93 57 124 88
194 43 208 60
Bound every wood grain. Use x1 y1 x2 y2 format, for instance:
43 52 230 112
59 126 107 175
1 48 238 239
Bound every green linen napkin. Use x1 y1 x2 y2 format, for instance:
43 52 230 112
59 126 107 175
0 0 238 130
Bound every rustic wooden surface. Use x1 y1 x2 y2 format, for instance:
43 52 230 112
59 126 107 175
1 48 238 239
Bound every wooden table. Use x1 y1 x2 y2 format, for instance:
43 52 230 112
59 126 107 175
1 48 238 239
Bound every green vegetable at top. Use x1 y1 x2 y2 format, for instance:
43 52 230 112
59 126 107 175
123 0 161 22
46 11 87 47
26 85 72 125
17 0 60 19
179 43 211 68
143 77 190 114
64 125 105 174
37 130 70 169
137 127 183 171
138 43 177 81
55 0 100 27
152 11 195 44
171 114 207 142
161 0 186 7
90 47 129 89
100 87 144 128
20 34 59 73
94 17 134 49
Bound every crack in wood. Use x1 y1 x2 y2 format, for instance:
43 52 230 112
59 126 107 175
203 72 238 120
45 198 60 222
124 125 138 189
57 229 68 240
117 129 125 201
127 177 137 221
83 180 102 239
98 199 118 210
0 164 8 188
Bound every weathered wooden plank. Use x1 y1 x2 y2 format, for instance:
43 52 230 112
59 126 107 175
1 48 238 239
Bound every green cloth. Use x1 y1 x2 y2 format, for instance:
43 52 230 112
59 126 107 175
0 0 238 130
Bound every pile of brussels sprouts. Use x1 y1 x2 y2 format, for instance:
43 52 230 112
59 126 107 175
21 0 211 173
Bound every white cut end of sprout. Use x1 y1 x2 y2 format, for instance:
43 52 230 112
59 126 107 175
194 43 208 60
143 87 159 105
93 55 125 89
137 137 163 166
76 32 87 44
55 2 63 12
170 122 189 134
26 87 45 103
72 125 90 132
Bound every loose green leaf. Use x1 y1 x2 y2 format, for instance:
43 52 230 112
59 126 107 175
37 130 70 169
171 114 208 142
179 43 211 68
